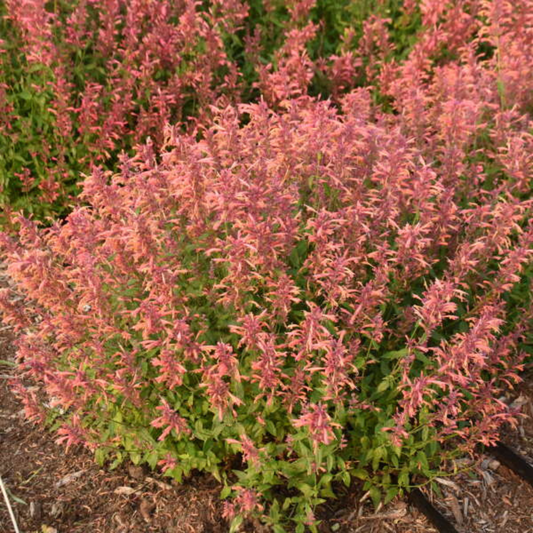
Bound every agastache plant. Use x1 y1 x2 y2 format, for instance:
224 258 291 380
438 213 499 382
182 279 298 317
0 1 533 531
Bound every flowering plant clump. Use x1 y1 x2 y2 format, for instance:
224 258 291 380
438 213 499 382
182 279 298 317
1 0 533 531
2 95 533 529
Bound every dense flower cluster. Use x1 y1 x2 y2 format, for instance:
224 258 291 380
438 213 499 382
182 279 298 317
1 0 533 530
0 0 414 219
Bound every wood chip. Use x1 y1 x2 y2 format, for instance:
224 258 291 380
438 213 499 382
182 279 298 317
29 501 42 521
145 476 172 491
139 498 155 522
50 502 64 518
448 494 463 525
488 460 501 471
481 470 496 487
500 510 510 528
127 465 144 480
114 486 136 496
55 470 84 488
435 477 461 492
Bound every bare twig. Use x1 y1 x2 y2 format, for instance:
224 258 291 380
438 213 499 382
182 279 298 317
0 475 21 533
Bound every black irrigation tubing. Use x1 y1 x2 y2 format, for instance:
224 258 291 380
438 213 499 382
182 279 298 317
408 488 460 533
406 441 533 533
486 440 533 488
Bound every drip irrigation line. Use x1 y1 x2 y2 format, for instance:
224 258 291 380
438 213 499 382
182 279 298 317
407 440 533 533
486 441 533 488
408 488 460 533
0 475 21 533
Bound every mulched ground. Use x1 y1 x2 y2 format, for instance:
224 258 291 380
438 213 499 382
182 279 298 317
2 316 533 532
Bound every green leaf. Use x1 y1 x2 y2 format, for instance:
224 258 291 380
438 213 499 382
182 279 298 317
415 351 431 365
398 470 410 488
351 468 368 480
369 486 382 508
95 448 107 466
7 489 27 506
384 486 399 505
297 483 314 498
146 451 159 469
110 452 124 470
376 378 390 394
19 90 32 101
320 484 336 498
383 348 407 360
229 514 243 533
341 470 350 487
220 485 232 499
416 451 430 474
372 447 384 471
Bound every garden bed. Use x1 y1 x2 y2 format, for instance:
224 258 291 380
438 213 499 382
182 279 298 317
1 2 532 531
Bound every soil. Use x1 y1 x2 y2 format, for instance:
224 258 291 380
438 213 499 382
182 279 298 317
2 320 533 532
